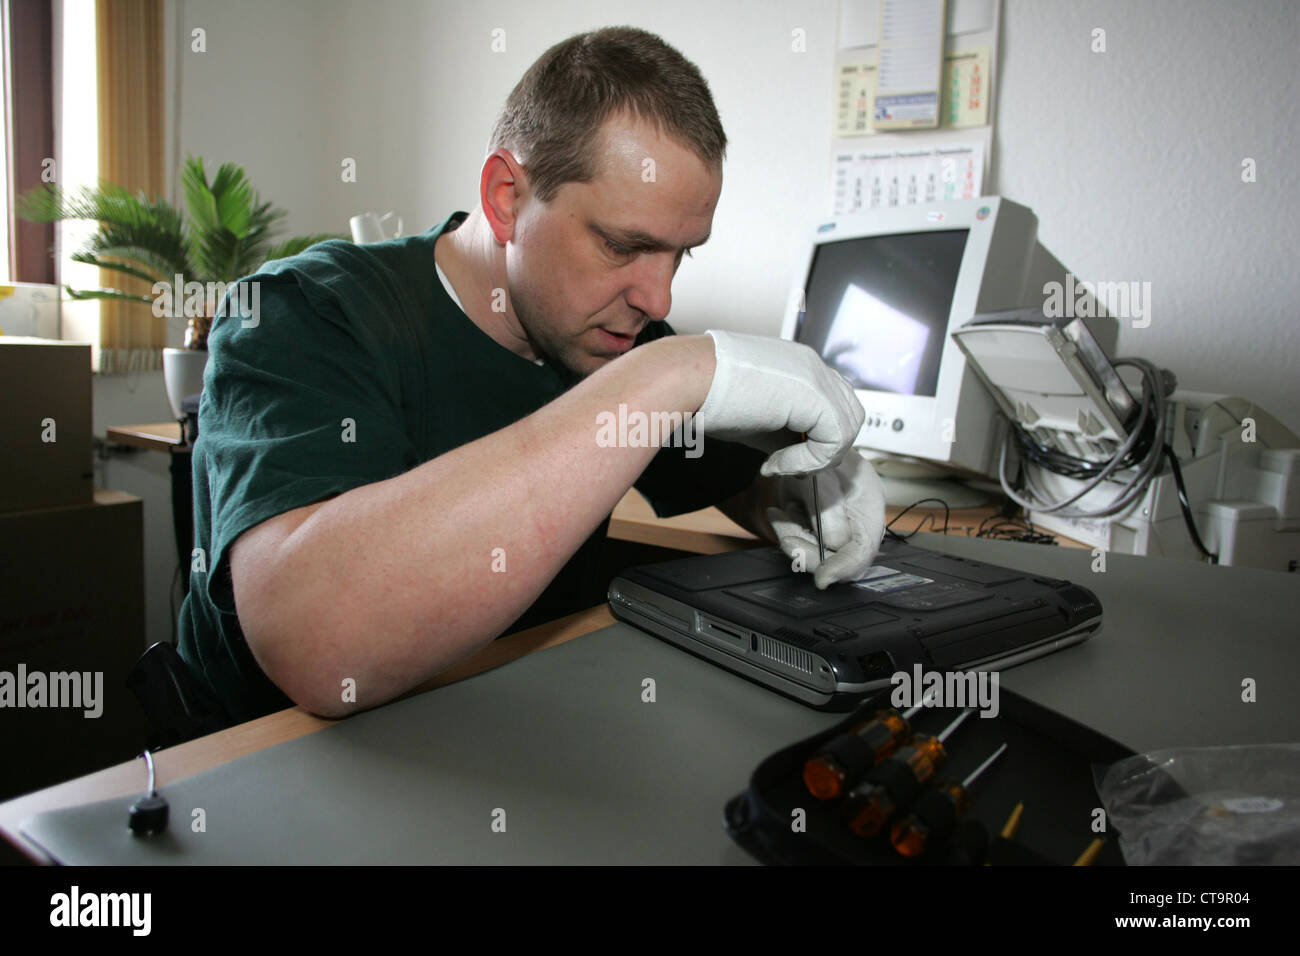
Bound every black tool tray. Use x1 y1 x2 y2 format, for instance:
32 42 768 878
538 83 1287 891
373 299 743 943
724 686 1135 865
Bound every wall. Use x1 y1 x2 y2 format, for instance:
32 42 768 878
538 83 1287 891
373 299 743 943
171 0 1298 428
992 0 1299 430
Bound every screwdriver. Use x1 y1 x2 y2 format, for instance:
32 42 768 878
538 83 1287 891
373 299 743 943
890 742 1008 858
844 708 974 837
800 432 826 564
803 690 940 801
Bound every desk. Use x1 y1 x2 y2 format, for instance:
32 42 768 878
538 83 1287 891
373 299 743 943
104 421 193 590
105 422 185 452
610 489 1089 553
4 531 1297 864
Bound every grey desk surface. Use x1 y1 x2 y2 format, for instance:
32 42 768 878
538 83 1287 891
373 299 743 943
20 535 1300 865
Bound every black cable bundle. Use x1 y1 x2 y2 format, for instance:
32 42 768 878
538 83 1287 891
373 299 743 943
998 358 1218 562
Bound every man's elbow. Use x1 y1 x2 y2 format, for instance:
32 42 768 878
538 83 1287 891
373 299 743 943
244 617 363 720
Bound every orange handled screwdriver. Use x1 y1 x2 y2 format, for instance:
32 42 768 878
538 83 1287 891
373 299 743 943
890 743 1008 858
844 708 974 837
803 690 940 801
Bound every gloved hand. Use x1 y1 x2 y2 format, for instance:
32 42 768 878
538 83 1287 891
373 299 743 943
765 451 887 589
693 330 866 476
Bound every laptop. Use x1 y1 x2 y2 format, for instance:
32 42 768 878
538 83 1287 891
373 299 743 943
608 538 1102 710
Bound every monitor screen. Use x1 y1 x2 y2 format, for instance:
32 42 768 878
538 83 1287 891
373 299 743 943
795 229 969 398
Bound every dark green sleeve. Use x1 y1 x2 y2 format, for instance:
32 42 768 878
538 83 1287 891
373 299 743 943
198 274 415 615
633 439 767 518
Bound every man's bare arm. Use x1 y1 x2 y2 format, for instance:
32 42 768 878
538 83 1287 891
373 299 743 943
230 334 715 718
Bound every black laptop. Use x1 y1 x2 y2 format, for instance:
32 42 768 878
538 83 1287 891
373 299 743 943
608 538 1101 710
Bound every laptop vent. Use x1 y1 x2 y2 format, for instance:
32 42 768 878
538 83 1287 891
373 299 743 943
773 627 818 649
756 636 815 675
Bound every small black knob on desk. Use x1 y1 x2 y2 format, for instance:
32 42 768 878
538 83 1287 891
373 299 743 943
128 795 169 836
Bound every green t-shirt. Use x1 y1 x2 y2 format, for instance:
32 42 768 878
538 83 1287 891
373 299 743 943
177 212 765 725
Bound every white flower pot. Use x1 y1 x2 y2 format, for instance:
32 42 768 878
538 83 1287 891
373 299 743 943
163 347 209 421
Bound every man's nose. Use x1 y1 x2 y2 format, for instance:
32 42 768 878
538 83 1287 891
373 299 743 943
624 253 675 322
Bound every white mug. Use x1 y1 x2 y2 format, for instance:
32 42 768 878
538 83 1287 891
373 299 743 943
349 211 403 244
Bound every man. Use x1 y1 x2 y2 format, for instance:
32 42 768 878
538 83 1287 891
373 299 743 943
177 26 885 726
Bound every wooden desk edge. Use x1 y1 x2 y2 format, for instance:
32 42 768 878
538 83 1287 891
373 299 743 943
0 605 616 864
105 422 185 452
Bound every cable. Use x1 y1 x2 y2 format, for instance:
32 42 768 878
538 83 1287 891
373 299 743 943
128 749 169 835
998 357 1169 520
885 497 951 541
975 513 1057 545
1163 445 1219 563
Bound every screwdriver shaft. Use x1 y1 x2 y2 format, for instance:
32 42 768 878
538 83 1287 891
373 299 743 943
811 471 826 563
962 742 1008 788
937 708 975 743
800 432 826 564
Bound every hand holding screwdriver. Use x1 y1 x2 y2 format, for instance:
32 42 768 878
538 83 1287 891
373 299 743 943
767 443 887 589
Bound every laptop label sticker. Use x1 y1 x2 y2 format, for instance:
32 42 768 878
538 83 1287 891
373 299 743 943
852 573 935 593
748 586 824 610
851 565 902 582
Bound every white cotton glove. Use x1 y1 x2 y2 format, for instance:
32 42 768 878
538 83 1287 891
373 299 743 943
766 451 887 589
693 330 866 476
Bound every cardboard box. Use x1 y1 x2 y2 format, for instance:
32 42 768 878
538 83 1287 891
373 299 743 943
0 489 148 801
0 337 93 513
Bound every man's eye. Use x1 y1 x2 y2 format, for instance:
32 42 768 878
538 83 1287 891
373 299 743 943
604 239 635 257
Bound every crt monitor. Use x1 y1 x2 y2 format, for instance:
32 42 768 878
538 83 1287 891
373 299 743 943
780 196 1080 485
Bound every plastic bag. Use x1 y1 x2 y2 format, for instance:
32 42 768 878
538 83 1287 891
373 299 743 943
1096 743 1300 865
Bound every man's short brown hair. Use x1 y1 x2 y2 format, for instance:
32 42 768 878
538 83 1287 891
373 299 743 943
489 26 727 202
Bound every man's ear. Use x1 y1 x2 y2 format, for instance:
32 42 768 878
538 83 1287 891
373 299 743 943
480 148 528 244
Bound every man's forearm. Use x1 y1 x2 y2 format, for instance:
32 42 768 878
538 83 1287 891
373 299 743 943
237 334 715 717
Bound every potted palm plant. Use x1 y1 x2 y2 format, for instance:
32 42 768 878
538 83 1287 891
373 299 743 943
17 156 343 418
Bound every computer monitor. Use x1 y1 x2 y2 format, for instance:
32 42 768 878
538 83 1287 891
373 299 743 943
780 196 1101 494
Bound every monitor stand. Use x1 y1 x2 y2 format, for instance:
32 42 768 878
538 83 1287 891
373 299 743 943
879 475 993 509
860 451 995 509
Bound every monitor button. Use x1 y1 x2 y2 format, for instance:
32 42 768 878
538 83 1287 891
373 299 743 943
892 418 904 432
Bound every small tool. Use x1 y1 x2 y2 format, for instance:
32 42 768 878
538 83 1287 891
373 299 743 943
1073 838 1105 866
801 432 826 563
984 802 1025 866
803 690 941 800
844 708 975 837
890 742 1009 857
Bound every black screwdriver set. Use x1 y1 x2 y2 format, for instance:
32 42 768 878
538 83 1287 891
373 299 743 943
724 685 1135 865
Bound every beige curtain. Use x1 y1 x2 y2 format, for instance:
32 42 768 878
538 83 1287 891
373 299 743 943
95 0 165 373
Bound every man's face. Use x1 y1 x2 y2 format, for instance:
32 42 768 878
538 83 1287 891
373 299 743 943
504 112 722 377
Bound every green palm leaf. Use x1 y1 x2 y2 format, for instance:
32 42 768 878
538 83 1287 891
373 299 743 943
15 155 348 334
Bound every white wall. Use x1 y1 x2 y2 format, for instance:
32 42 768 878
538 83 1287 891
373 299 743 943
993 0 1300 432
167 0 1298 431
